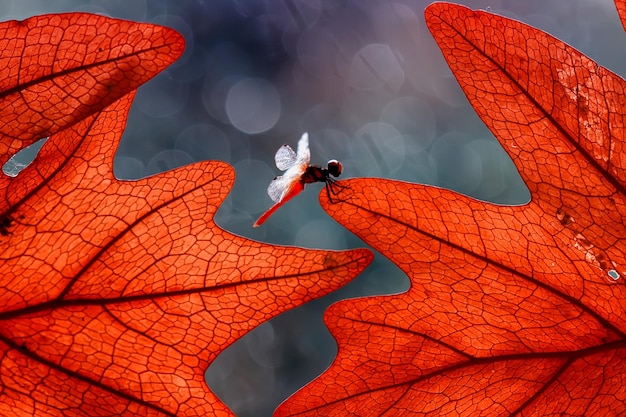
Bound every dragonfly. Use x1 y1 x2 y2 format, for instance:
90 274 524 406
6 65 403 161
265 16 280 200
253 133 343 227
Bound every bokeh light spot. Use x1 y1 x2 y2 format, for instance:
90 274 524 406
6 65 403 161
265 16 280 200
226 78 281 134
348 122 406 177
175 123 231 163
350 43 404 91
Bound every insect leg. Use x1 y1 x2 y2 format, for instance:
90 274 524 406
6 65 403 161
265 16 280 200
324 178 346 203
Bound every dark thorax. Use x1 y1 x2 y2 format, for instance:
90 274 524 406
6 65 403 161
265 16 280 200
301 165 327 185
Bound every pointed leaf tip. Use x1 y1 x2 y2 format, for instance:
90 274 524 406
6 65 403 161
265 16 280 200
0 12 185 164
614 0 626 31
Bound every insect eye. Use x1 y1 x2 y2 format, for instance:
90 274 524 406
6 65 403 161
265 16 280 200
327 160 342 177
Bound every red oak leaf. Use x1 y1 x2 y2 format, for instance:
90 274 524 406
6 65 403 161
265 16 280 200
0 92 372 416
276 3 626 416
0 12 184 165
615 0 626 31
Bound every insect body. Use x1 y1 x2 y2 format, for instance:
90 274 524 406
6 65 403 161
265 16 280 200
253 133 343 227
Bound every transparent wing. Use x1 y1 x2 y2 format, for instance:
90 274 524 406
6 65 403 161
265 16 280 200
267 132 311 202
267 175 290 203
274 132 311 171
267 164 306 203
295 132 310 166
275 144 297 171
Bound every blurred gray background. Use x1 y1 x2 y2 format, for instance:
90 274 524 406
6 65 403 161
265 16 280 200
3 1 625 416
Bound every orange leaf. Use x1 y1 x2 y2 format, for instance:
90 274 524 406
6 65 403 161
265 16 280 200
276 3 626 416
615 0 626 31
0 12 184 165
0 93 372 416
